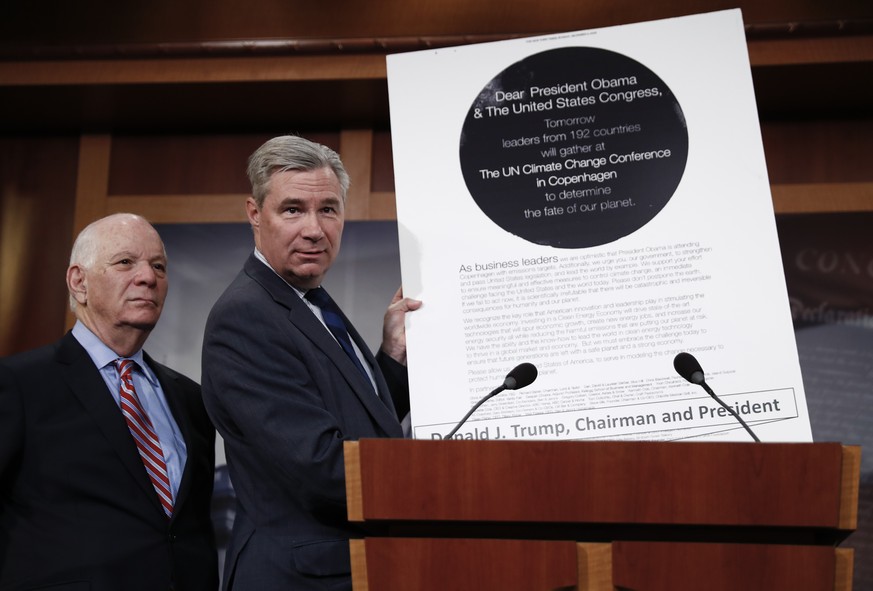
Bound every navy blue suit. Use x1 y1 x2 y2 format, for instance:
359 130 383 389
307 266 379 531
201 254 407 590
0 332 218 591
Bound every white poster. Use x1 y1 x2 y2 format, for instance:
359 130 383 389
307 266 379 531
388 9 812 443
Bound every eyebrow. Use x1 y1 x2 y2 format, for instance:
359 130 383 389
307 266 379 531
108 251 167 264
108 250 138 260
278 195 342 208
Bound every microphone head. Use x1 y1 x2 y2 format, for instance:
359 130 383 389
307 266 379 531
503 362 538 390
673 352 705 385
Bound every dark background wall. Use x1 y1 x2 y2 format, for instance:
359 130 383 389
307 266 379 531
1 0 871 354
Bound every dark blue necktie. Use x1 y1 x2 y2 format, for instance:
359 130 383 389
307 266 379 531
305 287 374 390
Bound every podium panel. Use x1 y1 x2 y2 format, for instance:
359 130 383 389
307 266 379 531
350 538 578 591
345 439 859 544
350 539 853 591
345 439 861 590
586 542 853 591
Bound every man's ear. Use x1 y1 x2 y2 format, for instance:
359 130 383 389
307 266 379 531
246 197 260 229
67 265 88 305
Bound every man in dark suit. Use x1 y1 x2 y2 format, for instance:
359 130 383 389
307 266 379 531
201 135 421 590
0 213 218 591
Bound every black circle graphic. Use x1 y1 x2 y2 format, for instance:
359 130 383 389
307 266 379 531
459 47 688 248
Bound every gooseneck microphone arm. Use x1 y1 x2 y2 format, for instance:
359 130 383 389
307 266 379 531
673 352 761 443
445 363 538 439
696 379 761 442
444 384 505 439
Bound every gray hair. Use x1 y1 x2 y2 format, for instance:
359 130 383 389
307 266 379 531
246 135 350 208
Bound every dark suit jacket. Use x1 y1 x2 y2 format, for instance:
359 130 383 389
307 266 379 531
0 332 218 591
201 254 407 591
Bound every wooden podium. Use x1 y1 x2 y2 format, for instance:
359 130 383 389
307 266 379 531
344 439 860 590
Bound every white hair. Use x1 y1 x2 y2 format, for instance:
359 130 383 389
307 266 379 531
67 213 162 311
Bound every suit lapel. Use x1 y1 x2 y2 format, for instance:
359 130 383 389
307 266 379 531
244 255 402 433
56 333 165 516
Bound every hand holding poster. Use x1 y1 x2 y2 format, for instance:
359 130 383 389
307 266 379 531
387 9 813 443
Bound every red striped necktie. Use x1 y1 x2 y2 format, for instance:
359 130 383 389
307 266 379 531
115 359 173 518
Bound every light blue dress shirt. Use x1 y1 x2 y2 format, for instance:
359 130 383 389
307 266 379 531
72 321 187 501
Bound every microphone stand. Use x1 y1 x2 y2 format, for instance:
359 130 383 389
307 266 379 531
699 381 761 443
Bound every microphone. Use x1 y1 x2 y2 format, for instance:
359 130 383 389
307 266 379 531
445 363 538 439
503 362 538 390
673 352 760 442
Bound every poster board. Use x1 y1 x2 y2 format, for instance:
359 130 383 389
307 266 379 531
387 9 812 442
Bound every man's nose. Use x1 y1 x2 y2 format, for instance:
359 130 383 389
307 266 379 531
134 262 158 284
300 212 325 239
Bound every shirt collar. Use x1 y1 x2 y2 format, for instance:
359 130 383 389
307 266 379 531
71 321 158 386
253 248 310 299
